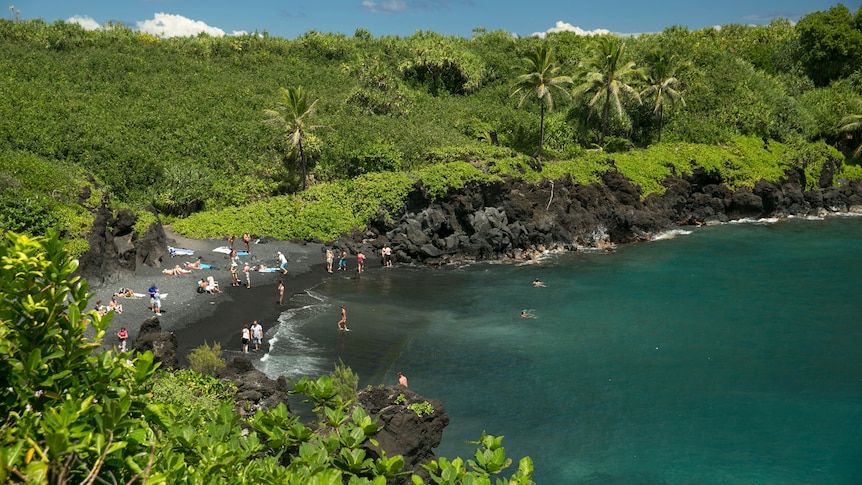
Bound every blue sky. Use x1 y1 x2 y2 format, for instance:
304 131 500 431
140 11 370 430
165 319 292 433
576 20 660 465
12 1 860 39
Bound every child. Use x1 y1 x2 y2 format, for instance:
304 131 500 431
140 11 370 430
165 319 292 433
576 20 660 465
117 327 128 352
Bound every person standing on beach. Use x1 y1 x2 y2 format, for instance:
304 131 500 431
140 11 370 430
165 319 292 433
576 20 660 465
398 372 408 388
277 279 284 305
277 251 288 275
230 261 240 287
148 283 158 313
243 262 251 288
337 304 349 331
117 327 128 352
243 232 251 253
357 251 365 273
228 234 235 249
338 250 347 271
326 248 334 273
250 320 263 351
241 324 250 353
153 290 163 316
381 245 392 267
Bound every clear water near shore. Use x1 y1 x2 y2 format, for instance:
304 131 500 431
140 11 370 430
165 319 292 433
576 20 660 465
260 216 862 484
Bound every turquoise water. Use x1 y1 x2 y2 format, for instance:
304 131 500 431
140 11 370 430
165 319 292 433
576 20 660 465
260 217 862 484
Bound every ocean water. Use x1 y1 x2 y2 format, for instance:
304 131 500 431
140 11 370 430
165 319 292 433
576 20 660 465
259 216 862 484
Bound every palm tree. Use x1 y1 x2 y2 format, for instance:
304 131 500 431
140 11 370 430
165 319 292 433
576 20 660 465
511 44 573 163
639 49 685 142
839 114 862 158
263 86 325 191
573 36 643 146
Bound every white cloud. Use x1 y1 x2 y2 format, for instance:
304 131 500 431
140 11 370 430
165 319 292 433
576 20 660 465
362 0 409 14
531 21 610 38
136 12 227 38
67 15 100 31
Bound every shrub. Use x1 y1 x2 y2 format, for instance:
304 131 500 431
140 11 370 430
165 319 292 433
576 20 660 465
0 230 162 483
187 341 227 375
330 358 359 404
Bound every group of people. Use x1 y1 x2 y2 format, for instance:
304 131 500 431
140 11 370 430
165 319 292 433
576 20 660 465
94 296 124 316
521 278 546 318
148 283 163 316
240 320 264 353
324 248 369 273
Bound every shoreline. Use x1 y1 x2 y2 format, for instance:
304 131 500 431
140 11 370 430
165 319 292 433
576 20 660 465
89 228 351 366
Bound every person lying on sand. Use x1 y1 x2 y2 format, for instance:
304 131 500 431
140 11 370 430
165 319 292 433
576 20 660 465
114 287 135 298
163 265 192 276
184 258 217 270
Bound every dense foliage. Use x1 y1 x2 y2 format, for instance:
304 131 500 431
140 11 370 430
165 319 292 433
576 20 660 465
0 231 535 483
1 5 861 243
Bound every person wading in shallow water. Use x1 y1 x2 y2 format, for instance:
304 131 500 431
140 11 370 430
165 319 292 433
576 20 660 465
277 279 284 305
337 305 349 331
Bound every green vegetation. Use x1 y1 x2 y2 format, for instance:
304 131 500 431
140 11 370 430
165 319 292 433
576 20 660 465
0 230 534 483
407 402 435 417
187 341 227 376
1 7 861 246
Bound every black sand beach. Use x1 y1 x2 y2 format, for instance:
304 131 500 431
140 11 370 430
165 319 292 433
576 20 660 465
90 228 351 366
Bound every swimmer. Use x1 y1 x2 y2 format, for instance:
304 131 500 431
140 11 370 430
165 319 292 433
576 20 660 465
521 310 535 319
533 278 545 287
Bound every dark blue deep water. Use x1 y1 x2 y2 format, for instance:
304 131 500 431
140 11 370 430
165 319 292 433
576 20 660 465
260 216 862 484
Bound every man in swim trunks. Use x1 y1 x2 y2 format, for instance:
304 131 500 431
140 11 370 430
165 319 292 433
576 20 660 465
277 251 288 274
326 248 334 273
148 283 158 313
250 320 263 351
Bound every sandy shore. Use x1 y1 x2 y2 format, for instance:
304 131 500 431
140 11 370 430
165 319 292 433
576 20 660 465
89 228 356 366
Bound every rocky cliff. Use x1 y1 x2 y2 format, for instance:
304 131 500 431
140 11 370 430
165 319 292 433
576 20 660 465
338 168 862 264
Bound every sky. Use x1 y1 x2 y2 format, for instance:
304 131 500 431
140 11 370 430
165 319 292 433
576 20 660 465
11 1 861 39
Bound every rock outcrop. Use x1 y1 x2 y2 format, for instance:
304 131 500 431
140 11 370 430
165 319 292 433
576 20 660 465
341 167 862 265
131 319 291 414
77 206 167 287
132 317 179 369
357 386 449 483
219 357 292 415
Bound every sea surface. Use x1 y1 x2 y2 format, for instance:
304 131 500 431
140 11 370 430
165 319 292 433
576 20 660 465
259 216 862 484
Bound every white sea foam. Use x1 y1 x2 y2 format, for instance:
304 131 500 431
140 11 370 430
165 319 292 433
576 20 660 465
651 229 693 241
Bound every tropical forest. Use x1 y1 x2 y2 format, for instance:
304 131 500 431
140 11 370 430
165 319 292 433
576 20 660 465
1 3 862 483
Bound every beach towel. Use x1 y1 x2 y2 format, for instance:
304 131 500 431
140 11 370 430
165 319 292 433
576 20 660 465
168 246 195 257
213 246 249 256
257 266 280 273
134 292 168 299
184 262 218 270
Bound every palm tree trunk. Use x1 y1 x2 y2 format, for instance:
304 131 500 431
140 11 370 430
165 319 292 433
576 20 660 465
538 103 545 158
657 103 664 142
600 89 610 146
298 139 307 190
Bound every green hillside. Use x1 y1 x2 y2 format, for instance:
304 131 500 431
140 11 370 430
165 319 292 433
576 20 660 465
1 4 861 249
